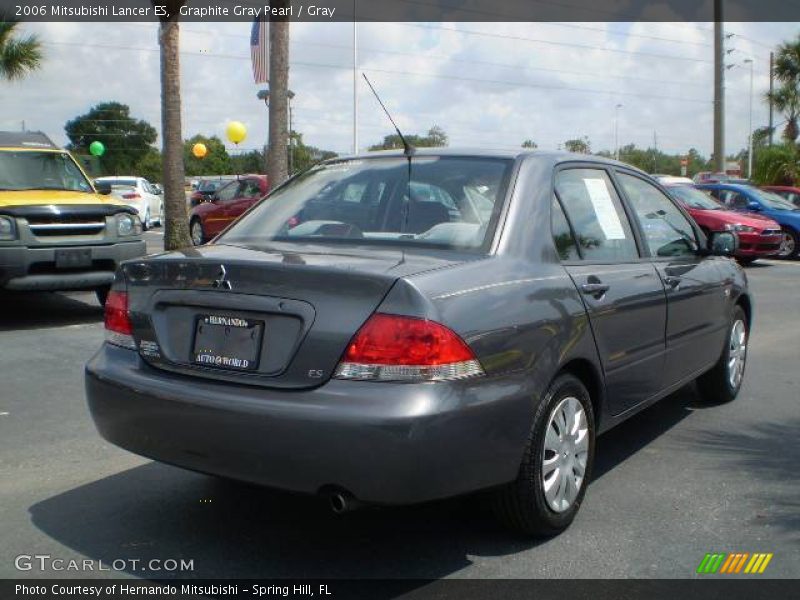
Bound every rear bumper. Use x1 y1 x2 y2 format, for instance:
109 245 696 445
0 240 146 291
85 344 531 504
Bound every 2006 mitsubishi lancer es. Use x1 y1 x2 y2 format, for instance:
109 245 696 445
86 150 750 535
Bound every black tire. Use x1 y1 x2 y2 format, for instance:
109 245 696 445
95 285 110 307
736 257 756 266
696 305 748 404
190 218 205 246
778 227 798 260
492 373 595 536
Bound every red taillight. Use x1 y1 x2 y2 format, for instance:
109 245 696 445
122 192 141 200
335 313 484 382
104 290 132 335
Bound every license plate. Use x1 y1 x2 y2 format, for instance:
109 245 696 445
192 315 263 371
55 248 92 269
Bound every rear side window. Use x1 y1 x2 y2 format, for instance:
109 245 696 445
554 168 638 262
617 173 697 258
551 195 580 261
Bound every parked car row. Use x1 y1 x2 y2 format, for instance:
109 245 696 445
95 176 164 231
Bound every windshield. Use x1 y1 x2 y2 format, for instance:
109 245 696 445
0 150 93 192
668 185 724 210
753 189 799 210
219 156 513 252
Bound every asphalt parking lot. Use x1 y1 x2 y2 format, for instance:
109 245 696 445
0 231 797 581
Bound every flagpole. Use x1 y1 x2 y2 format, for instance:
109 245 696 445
353 1 358 154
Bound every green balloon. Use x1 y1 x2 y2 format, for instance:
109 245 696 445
89 141 105 157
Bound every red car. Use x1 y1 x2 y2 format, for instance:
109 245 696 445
761 185 800 208
189 175 268 245
666 184 783 264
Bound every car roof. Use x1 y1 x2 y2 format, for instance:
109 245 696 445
328 147 647 174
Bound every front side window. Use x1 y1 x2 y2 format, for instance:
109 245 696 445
216 181 240 203
220 156 513 252
0 151 92 192
617 173 697 258
554 168 638 262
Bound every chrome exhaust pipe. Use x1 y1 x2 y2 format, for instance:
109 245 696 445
328 491 361 514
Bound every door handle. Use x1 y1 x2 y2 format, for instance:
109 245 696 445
580 282 610 297
664 275 682 289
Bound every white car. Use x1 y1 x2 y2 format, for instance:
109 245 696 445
96 176 163 230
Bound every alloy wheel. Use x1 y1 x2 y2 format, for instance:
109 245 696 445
191 221 203 246
728 319 747 390
542 396 589 513
778 232 795 258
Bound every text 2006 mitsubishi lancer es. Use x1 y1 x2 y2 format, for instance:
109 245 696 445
86 150 750 535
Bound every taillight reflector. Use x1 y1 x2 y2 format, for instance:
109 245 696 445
334 313 484 382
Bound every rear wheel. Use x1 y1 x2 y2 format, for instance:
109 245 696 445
142 208 151 232
736 257 756 266
777 228 798 259
492 373 595 536
696 305 748 403
190 218 205 246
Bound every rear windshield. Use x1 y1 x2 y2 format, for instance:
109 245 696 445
98 178 137 187
668 185 724 210
0 150 93 193
219 156 513 252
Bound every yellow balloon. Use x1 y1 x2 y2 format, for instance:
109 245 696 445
192 143 208 158
226 121 247 145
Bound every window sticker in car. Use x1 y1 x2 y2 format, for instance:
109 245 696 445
582 178 626 240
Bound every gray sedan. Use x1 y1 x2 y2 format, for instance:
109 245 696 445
85 150 750 536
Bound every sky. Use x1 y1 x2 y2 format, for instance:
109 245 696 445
1 20 796 162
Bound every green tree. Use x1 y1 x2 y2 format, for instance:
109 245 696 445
135 148 163 183
230 150 264 175
768 34 800 143
752 143 800 185
521 139 538 149
290 131 337 174
564 137 591 154
368 125 449 151
0 19 42 80
183 135 231 176
65 102 157 175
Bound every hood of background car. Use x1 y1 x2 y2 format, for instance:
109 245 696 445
0 189 125 208
691 208 780 228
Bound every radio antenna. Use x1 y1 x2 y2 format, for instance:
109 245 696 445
362 73 415 158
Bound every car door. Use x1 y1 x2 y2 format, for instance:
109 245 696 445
205 180 241 236
554 167 667 415
615 171 728 386
226 178 263 223
139 179 160 217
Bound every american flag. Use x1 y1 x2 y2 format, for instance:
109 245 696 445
250 16 269 84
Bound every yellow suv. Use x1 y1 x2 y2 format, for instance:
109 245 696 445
0 131 146 305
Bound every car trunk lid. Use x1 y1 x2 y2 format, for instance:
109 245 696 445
123 242 465 389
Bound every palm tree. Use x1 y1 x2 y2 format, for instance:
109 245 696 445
0 20 43 80
155 2 191 250
771 36 800 143
767 85 800 142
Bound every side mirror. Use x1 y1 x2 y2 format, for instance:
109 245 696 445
709 231 738 257
747 201 761 211
94 181 112 195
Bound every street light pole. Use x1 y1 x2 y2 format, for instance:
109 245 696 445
614 104 622 161
744 58 754 179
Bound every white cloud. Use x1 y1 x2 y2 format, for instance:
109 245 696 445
1 20 796 163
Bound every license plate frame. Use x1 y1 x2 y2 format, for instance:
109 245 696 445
192 314 264 372
54 248 92 269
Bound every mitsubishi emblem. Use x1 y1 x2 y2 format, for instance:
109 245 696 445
213 265 232 290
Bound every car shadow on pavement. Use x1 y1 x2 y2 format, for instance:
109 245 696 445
0 291 101 331
676 419 800 538
28 386 705 584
